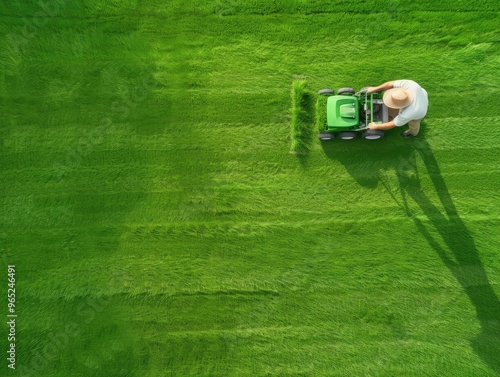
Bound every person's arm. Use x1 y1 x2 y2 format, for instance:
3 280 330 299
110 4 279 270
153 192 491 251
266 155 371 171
368 120 396 131
366 81 396 94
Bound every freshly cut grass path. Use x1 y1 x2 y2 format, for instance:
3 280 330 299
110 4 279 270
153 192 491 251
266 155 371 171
1 1 500 376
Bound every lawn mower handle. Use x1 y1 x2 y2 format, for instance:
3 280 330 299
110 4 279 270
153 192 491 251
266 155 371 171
355 87 369 96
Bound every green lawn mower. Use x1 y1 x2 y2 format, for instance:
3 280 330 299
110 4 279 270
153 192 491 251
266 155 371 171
317 87 389 140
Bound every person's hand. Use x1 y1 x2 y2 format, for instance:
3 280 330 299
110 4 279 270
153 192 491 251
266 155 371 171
368 122 378 130
366 86 377 94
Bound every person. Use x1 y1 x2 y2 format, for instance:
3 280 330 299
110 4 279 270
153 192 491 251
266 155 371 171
366 80 428 137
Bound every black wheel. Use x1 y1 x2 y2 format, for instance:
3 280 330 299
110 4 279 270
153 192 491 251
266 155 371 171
318 88 334 96
338 131 357 140
318 132 335 140
362 130 385 140
338 87 355 96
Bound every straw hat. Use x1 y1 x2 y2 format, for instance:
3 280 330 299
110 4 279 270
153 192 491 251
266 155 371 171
383 88 413 109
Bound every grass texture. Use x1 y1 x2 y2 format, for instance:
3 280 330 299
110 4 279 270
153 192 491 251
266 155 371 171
290 79 314 155
1 0 500 376
315 92 329 134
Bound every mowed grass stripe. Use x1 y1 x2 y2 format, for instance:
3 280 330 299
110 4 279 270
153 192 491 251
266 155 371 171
2 154 498 227
3 185 497 228
4 119 498 171
20 240 495 299
14 215 500 295
2 146 499 197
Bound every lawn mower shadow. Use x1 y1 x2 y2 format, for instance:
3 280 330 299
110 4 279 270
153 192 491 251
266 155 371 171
321 130 500 372
320 132 411 189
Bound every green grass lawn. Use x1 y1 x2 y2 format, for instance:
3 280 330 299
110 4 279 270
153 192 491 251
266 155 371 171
1 1 500 376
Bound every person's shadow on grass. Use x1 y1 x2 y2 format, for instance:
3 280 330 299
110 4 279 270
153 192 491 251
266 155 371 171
396 135 500 372
321 127 500 372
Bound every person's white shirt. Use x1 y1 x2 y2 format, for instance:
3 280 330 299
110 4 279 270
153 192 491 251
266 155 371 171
393 80 428 126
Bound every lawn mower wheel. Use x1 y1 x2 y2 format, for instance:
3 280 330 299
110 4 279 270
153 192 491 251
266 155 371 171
338 87 355 95
338 131 357 140
318 89 334 96
318 132 335 140
362 130 385 140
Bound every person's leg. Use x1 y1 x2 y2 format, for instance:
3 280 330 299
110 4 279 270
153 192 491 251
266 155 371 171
404 119 422 136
